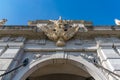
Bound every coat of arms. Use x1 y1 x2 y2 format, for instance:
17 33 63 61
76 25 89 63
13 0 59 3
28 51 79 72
37 17 87 46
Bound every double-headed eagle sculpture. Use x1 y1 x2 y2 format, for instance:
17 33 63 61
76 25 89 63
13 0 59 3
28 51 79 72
37 17 87 46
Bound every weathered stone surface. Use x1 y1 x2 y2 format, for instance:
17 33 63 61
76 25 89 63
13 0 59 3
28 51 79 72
106 59 120 71
0 48 20 58
99 47 120 61
0 59 12 70
0 71 5 80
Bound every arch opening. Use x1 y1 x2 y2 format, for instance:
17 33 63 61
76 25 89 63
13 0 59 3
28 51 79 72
25 59 94 80
27 74 94 80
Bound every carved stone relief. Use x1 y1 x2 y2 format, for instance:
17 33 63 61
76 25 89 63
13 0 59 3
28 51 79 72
37 17 87 46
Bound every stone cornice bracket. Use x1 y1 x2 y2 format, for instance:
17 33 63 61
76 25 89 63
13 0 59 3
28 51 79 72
0 19 7 25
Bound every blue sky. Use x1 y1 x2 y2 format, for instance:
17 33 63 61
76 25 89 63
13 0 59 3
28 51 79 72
0 0 120 25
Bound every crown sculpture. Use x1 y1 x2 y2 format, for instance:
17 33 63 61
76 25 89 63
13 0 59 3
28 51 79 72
37 17 87 47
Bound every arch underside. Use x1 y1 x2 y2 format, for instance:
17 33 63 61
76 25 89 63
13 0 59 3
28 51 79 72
28 74 90 80
28 60 92 80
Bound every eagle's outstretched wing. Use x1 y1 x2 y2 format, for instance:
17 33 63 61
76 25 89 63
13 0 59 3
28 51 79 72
63 26 79 40
37 24 58 41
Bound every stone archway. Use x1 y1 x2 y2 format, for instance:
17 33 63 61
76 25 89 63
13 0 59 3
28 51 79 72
13 55 107 80
27 59 91 80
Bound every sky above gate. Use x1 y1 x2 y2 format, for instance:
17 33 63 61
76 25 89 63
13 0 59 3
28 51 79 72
0 0 120 25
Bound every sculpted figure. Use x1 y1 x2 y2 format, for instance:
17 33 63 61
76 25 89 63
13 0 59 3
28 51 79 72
115 19 120 25
37 17 86 46
0 19 7 25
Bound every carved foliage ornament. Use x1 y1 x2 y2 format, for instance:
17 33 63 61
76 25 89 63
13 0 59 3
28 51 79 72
37 17 87 47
